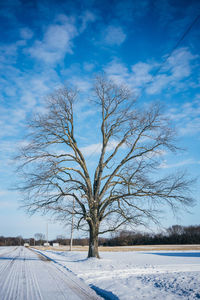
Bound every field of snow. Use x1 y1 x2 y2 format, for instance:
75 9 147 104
38 248 200 300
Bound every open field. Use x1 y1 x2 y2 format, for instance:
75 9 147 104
1 246 200 299
38 247 200 300
34 244 200 252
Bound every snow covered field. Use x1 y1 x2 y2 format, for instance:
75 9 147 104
0 246 199 299
38 248 200 300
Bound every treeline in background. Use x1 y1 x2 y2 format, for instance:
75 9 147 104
1 225 200 246
99 225 200 246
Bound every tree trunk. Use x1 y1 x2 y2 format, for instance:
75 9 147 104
88 223 100 258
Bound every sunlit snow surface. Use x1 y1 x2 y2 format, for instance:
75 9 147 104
40 249 200 300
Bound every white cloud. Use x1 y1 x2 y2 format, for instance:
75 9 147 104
104 60 129 85
69 76 92 92
146 74 170 94
81 143 102 156
28 12 97 65
179 118 200 136
105 47 198 96
159 158 200 169
104 25 126 46
104 57 200 142
104 59 153 93
166 98 200 136
80 140 127 157
105 61 128 77
146 48 197 94
167 48 196 79
29 16 78 64
131 62 153 86
0 106 25 138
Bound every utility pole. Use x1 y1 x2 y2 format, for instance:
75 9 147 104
46 223 48 244
70 198 75 251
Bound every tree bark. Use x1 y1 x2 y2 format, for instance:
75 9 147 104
88 222 100 258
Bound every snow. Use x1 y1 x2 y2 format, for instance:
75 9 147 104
0 246 199 299
39 249 200 300
0 246 101 299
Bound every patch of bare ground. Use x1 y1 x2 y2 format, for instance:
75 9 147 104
32 244 200 252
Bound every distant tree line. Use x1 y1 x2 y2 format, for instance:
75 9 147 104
99 225 200 246
0 236 35 246
1 225 200 246
44 225 200 246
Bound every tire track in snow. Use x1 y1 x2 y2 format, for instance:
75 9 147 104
0 247 102 300
44 262 93 299
0 247 36 299
0 247 23 300
0 247 19 277
0 246 18 276
25 249 43 300
0 246 17 258
0 247 44 300
31 248 102 300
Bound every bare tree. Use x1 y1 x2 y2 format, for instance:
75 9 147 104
17 76 194 258
34 233 45 246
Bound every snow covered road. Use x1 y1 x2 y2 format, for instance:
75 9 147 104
0 246 101 300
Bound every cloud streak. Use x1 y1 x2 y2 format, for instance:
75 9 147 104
159 158 200 169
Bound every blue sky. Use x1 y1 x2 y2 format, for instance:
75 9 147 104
0 0 200 239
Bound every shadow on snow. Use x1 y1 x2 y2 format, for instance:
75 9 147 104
149 252 200 257
90 285 119 300
0 257 41 261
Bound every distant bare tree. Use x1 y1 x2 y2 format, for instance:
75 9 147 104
167 225 184 236
34 233 45 246
17 76 194 258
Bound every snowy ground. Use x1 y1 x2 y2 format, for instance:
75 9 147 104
38 248 200 300
0 246 101 300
